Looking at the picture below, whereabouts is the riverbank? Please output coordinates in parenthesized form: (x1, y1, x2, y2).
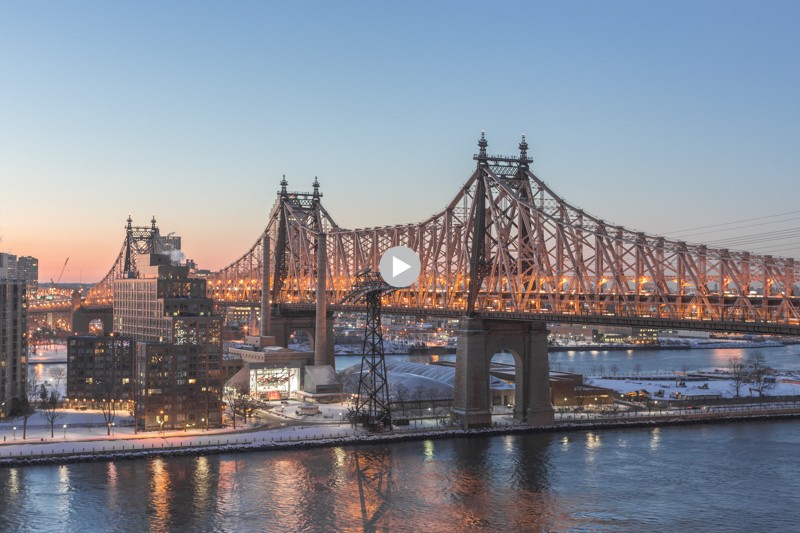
(3, 405, 799, 468)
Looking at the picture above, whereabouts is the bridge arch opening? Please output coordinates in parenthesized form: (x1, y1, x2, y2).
(88, 318, 105, 336)
(289, 329, 314, 351)
(489, 350, 522, 418)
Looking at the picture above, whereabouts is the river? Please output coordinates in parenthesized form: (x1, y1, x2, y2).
(7, 345, 799, 531)
(1, 420, 798, 531)
(336, 343, 800, 375)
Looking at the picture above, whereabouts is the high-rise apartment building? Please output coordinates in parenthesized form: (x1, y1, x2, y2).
(0, 253, 17, 282)
(66, 334, 135, 406)
(0, 254, 38, 294)
(114, 254, 222, 431)
(16, 256, 39, 294)
(0, 281, 27, 417)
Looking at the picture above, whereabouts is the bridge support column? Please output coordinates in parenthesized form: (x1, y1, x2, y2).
(315, 233, 328, 367)
(260, 234, 271, 336)
(451, 317, 554, 429)
(520, 325, 555, 426)
(452, 318, 492, 428)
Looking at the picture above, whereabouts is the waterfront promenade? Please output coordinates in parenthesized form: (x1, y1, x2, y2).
(2, 400, 799, 467)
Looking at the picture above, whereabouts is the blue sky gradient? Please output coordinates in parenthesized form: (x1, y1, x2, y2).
(1, 2, 799, 281)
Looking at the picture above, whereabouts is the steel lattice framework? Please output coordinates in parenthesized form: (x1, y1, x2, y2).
(82, 216, 176, 307)
(343, 270, 394, 431)
(210, 135, 800, 335)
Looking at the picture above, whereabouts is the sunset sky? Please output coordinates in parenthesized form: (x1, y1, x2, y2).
(2, 1, 799, 283)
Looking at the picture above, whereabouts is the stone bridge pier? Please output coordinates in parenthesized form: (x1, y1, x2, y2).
(452, 317, 554, 428)
(71, 305, 113, 335)
(269, 307, 335, 368)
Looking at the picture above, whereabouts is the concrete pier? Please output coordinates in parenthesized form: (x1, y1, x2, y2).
(452, 317, 554, 428)
(260, 234, 271, 336)
(314, 233, 328, 367)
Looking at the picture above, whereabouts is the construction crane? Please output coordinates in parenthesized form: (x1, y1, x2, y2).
(50, 257, 69, 291)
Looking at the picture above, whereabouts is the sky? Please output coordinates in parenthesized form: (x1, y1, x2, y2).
(1, 1, 799, 283)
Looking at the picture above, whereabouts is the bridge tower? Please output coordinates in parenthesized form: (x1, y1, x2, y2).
(266, 176, 335, 363)
(452, 132, 555, 428)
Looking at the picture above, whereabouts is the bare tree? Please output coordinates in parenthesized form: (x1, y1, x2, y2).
(19, 375, 40, 440)
(414, 385, 426, 417)
(598, 364, 606, 376)
(425, 387, 439, 415)
(39, 388, 65, 438)
(633, 363, 642, 376)
(436, 405, 450, 426)
(728, 356, 747, 398)
(100, 399, 117, 435)
(610, 364, 619, 376)
(747, 352, 775, 397)
(48, 367, 67, 392)
(393, 382, 408, 418)
(238, 392, 257, 425)
(223, 385, 251, 429)
(223, 387, 239, 429)
(338, 369, 359, 395)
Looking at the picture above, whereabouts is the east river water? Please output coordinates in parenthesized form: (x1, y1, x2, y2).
(1, 421, 799, 532)
(6, 345, 800, 532)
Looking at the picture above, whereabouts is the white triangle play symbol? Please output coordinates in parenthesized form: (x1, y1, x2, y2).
(392, 256, 411, 278)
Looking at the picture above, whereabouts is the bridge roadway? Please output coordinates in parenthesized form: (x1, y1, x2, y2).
(29, 299, 800, 336)
(232, 301, 800, 337)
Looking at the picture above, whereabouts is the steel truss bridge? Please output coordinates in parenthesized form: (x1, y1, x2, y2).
(32, 133, 800, 336)
(208, 133, 800, 336)
(28, 216, 179, 318)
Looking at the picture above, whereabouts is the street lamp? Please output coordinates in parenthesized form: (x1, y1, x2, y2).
(63, 424, 67, 439)
(13, 426, 16, 440)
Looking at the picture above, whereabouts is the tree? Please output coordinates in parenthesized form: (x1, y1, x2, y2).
(39, 388, 65, 438)
(610, 364, 619, 376)
(425, 387, 439, 415)
(38, 383, 48, 403)
(223, 385, 250, 429)
(48, 367, 67, 392)
(393, 382, 408, 418)
(223, 387, 239, 429)
(413, 385, 426, 417)
(747, 352, 775, 397)
(338, 369, 359, 396)
(100, 399, 117, 435)
(728, 356, 747, 398)
(19, 375, 40, 440)
(633, 363, 642, 376)
(598, 364, 606, 376)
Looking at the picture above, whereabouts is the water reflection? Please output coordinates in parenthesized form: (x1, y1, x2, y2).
(650, 427, 661, 450)
(3, 424, 800, 531)
(352, 449, 393, 533)
(149, 458, 172, 533)
(423, 439, 435, 461)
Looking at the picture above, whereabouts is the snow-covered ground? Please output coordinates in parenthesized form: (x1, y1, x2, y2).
(586, 372, 800, 399)
(0, 405, 466, 459)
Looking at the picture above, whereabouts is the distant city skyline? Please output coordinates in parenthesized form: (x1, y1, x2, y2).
(2, 1, 799, 282)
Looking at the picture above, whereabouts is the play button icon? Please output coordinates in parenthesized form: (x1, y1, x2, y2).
(379, 246, 421, 288)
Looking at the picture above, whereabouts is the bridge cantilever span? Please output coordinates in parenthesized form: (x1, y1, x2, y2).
(208, 133, 800, 335)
